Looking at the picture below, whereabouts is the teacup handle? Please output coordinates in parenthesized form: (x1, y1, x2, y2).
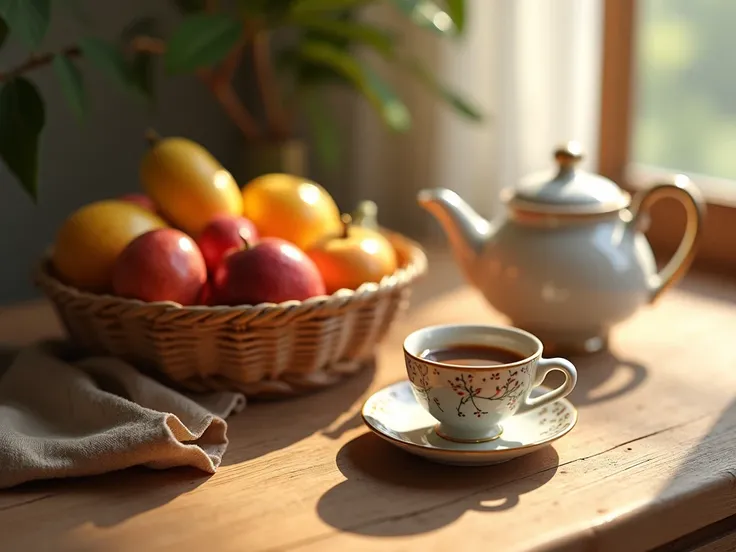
(516, 358, 578, 414)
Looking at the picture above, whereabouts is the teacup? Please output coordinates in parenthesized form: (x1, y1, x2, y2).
(403, 324, 577, 443)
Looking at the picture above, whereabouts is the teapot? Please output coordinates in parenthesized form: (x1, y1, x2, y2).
(418, 142, 706, 354)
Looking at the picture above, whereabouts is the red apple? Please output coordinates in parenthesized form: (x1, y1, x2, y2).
(112, 228, 207, 305)
(119, 193, 158, 213)
(195, 214, 258, 273)
(198, 281, 214, 306)
(212, 237, 326, 305)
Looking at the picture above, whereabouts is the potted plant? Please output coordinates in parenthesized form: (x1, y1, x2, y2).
(0, 0, 482, 201)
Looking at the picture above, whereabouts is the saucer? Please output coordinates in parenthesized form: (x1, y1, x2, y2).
(361, 380, 578, 466)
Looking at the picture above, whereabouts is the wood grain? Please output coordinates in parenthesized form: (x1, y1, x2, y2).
(1, 251, 736, 552)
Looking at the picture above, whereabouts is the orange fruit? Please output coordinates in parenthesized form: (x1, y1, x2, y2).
(306, 217, 398, 294)
(241, 173, 342, 250)
(140, 135, 243, 235)
(52, 200, 168, 292)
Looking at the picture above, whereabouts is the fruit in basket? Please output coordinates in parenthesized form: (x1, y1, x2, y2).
(241, 173, 342, 250)
(212, 237, 326, 305)
(195, 214, 258, 273)
(140, 131, 243, 235)
(52, 200, 168, 291)
(198, 281, 214, 306)
(306, 214, 398, 294)
(112, 228, 207, 305)
(119, 193, 157, 213)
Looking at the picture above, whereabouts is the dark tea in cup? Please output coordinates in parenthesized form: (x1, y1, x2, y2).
(420, 344, 525, 366)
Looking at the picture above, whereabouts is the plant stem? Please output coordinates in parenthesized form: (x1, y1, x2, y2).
(198, 67, 260, 140)
(0, 45, 80, 82)
(128, 36, 166, 55)
(218, 36, 246, 84)
(252, 30, 289, 139)
(340, 213, 352, 238)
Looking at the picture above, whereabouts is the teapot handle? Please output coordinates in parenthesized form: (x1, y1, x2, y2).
(629, 174, 706, 303)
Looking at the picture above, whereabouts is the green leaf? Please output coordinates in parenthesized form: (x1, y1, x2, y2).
(79, 37, 132, 89)
(297, 40, 410, 131)
(361, 64, 411, 130)
(164, 13, 242, 74)
(301, 89, 340, 171)
(296, 18, 395, 58)
(0, 17, 8, 50)
(52, 55, 85, 121)
(444, 0, 465, 33)
(389, 0, 457, 36)
(171, 0, 206, 13)
(277, 49, 349, 90)
(402, 57, 482, 120)
(0, 0, 50, 48)
(289, 0, 373, 16)
(0, 78, 45, 201)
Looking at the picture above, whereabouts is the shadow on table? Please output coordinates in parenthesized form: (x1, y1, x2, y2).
(565, 349, 649, 407)
(0, 345, 20, 376)
(316, 432, 559, 537)
(221, 358, 377, 465)
(0, 466, 210, 532)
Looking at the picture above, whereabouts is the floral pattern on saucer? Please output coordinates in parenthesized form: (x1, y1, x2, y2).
(362, 380, 578, 467)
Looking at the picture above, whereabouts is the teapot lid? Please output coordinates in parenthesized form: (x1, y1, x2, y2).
(501, 142, 631, 215)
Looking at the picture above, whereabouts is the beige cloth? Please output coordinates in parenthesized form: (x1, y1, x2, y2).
(0, 344, 245, 489)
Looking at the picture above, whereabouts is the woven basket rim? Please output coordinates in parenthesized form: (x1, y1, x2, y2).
(35, 227, 428, 316)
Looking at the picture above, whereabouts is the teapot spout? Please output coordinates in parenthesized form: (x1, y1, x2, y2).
(417, 187, 491, 287)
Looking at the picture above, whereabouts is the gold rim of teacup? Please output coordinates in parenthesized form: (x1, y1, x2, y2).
(402, 324, 544, 371)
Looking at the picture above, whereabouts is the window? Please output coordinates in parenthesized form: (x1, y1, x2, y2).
(599, 0, 736, 274)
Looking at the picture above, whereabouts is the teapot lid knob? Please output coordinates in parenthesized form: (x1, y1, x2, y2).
(554, 141, 584, 171)
(504, 139, 630, 215)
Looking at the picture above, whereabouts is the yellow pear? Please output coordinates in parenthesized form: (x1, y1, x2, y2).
(52, 200, 168, 292)
(140, 133, 243, 235)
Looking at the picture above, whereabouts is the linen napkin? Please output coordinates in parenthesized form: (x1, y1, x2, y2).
(0, 342, 245, 489)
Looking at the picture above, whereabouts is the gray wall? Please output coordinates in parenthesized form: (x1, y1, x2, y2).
(0, 3, 270, 304)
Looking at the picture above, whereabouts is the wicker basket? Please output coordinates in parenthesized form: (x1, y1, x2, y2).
(35, 228, 427, 398)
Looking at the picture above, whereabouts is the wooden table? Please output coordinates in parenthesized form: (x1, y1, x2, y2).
(1, 252, 736, 552)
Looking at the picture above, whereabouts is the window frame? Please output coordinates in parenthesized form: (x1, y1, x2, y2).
(598, 0, 736, 275)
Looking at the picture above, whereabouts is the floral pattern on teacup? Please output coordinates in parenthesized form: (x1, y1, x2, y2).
(447, 372, 525, 418)
(406, 357, 443, 411)
(406, 355, 528, 419)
